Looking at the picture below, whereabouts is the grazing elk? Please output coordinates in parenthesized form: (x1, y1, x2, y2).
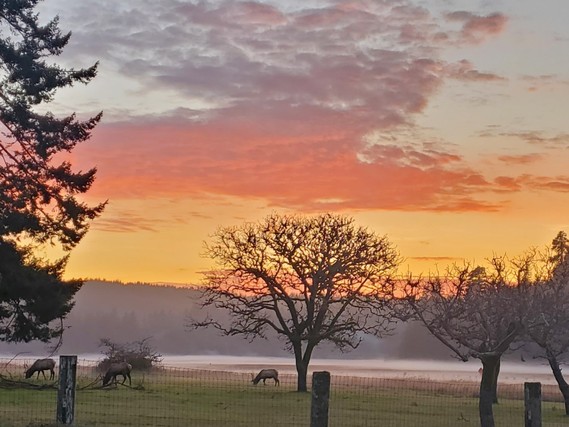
(251, 368, 279, 386)
(25, 358, 56, 380)
(102, 361, 132, 386)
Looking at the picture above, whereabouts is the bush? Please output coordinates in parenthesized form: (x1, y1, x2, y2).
(97, 337, 162, 372)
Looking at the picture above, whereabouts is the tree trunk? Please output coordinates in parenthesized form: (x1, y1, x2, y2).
(479, 355, 500, 427)
(293, 340, 315, 392)
(547, 353, 569, 415)
(492, 358, 500, 404)
(293, 341, 308, 392)
(296, 358, 308, 392)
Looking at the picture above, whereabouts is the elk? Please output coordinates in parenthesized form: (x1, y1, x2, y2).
(251, 368, 279, 386)
(102, 361, 132, 386)
(25, 358, 56, 380)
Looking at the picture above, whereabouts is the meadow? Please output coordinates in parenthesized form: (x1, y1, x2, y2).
(1, 363, 569, 426)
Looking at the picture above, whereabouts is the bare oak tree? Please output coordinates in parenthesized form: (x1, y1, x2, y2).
(190, 213, 400, 391)
(524, 231, 569, 414)
(401, 255, 534, 427)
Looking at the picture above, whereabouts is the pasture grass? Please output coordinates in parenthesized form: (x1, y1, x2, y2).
(0, 368, 568, 426)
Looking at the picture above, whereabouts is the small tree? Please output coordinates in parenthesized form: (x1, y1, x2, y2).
(98, 337, 162, 371)
(0, 0, 104, 342)
(190, 213, 401, 392)
(401, 255, 535, 427)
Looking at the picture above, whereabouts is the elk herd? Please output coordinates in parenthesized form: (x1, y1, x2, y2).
(23, 358, 132, 387)
(23, 358, 280, 388)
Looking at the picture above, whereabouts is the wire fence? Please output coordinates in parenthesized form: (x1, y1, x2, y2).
(0, 357, 568, 426)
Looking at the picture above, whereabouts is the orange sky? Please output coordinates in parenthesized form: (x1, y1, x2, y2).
(38, 0, 569, 285)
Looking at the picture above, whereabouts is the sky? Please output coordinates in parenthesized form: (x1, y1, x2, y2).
(37, 0, 569, 285)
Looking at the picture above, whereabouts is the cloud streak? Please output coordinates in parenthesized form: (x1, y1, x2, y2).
(497, 154, 542, 165)
(81, 117, 502, 213)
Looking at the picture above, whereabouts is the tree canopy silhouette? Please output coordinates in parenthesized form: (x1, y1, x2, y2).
(0, 0, 104, 342)
(190, 213, 401, 392)
(401, 255, 536, 427)
(524, 231, 569, 415)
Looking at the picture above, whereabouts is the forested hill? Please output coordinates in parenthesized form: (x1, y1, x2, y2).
(0, 280, 451, 359)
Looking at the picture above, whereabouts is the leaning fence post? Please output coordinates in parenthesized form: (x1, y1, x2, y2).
(311, 371, 330, 427)
(56, 355, 77, 425)
(524, 382, 542, 427)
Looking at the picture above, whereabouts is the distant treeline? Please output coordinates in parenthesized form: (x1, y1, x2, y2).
(0, 280, 453, 359)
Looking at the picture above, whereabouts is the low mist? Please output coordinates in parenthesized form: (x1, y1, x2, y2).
(0, 280, 477, 361)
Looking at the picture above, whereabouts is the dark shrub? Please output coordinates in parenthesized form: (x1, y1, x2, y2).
(97, 337, 162, 372)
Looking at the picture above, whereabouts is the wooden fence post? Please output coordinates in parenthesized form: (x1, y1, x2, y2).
(311, 371, 330, 427)
(56, 355, 77, 425)
(525, 382, 541, 427)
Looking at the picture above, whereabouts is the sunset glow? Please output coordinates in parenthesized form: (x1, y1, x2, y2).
(39, 0, 569, 284)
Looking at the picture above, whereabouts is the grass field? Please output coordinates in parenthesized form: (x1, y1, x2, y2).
(1, 365, 569, 426)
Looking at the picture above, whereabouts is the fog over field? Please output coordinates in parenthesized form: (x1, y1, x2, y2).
(0, 281, 551, 384)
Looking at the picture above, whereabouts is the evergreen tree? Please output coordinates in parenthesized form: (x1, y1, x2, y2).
(0, 0, 104, 342)
(0, 240, 81, 342)
(551, 231, 569, 267)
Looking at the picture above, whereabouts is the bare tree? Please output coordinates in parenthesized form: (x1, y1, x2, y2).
(189, 213, 400, 392)
(401, 255, 534, 427)
(524, 232, 569, 414)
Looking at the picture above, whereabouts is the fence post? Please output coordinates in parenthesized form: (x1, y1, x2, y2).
(311, 371, 330, 427)
(524, 382, 541, 427)
(56, 355, 77, 425)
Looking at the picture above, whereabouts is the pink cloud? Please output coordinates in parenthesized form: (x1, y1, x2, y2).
(494, 176, 522, 191)
(446, 60, 505, 82)
(525, 176, 569, 192)
(77, 115, 503, 214)
(227, 2, 287, 26)
(294, 7, 349, 28)
(446, 11, 507, 44)
(493, 174, 569, 194)
(59, 1, 515, 215)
